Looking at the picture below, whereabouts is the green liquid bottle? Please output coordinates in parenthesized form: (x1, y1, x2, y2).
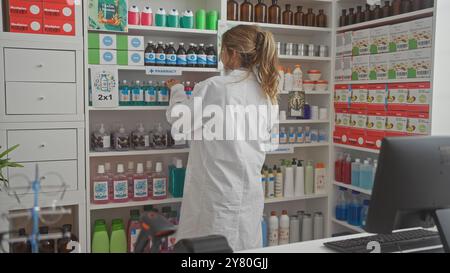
(110, 219, 127, 253)
(169, 159, 186, 198)
(91, 219, 110, 253)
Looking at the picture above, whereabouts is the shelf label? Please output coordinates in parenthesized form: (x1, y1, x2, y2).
(267, 146, 294, 154)
(145, 67, 182, 76)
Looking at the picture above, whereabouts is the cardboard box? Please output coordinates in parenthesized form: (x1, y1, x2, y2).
(369, 54, 389, 81)
(407, 112, 431, 135)
(343, 56, 352, 81)
(385, 111, 408, 136)
(352, 29, 370, 56)
(407, 82, 432, 113)
(334, 84, 350, 109)
(389, 22, 410, 52)
(352, 55, 369, 81)
(367, 84, 387, 111)
(343, 31, 353, 57)
(7, 16, 42, 34)
(88, 0, 128, 32)
(88, 33, 117, 49)
(43, 1, 75, 20)
(409, 17, 433, 50)
(388, 52, 409, 80)
(6, 0, 43, 18)
(408, 48, 432, 79)
(336, 33, 344, 57)
(350, 84, 368, 110)
(335, 57, 344, 82)
(388, 83, 409, 111)
(43, 18, 75, 35)
(366, 110, 386, 149)
(334, 109, 351, 144)
(349, 109, 367, 147)
(117, 35, 145, 51)
(117, 50, 144, 66)
(88, 49, 117, 65)
(370, 26, 390, 54)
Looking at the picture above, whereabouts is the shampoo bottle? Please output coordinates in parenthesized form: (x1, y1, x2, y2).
(267, 168, 275, 198)
(91, 220, 109, 253)
(279, 210, 290, 245)
(268, 211, 279, 246)
(294, 160, 305, 196)
(314, 162, 327, 195)
(283, 160, 295, 197)
(110, 219, 127, 253)
(275, 167, 283, 198)
(305, 160, 314, 195)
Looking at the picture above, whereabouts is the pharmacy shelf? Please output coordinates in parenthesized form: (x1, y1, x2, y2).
(336, 78, 432, 85)
(89, 197, 183, 211)
(333, 181, 372, 196)
(88, 148, 190, 158)
(280, 91, 331, 95)
(279, 119, 329, 124)
(278, 55, 332, 62)
(331, 218, 365, 233)
(226, 21, 332, 36)
(337, 8, 434, 32)
(264, 194, 328, 204)
(88, 65, 220, 73)
(127, 25, 218, 37)
(282, 142, 330, 149)
(334, 143, 380, 154)
(88, 106, 168, 111)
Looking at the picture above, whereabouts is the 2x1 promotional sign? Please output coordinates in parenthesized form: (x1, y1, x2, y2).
(90, 66, 119, 108)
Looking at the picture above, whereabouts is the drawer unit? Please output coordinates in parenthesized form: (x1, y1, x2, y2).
(7, 160, 78, 194)
(4, 48, 76, 82)
(7, 129, 77, 162)
(0, 130, 5, 153)
(5, 82, 77, 115)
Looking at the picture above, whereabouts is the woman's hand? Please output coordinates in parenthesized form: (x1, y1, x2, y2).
(166, 79, 181, 89)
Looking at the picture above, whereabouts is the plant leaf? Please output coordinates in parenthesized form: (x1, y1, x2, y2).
(0, 144, 19, 159)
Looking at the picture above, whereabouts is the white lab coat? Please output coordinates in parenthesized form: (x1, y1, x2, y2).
(166, 69, 273, 251)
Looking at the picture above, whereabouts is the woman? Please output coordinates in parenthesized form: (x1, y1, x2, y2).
(166, 25, 279, 251)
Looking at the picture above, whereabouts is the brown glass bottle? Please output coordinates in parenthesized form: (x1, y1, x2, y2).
(373, 5, 382, 19)
(38, 226, 55, 253)
(240, 0, 254, 22)
(294, 6, 305, 26)
(382, 1, 391, 17)
(268, 0, 281, 24)
(364, 4, 372, 22)
(340, 9, 348, 27)
(348, 8, 356, 25)
(255, 0, 268, 23)
(282, 4, 294, 25)
(227, 0, 239, 21)
(305, 8, 315, 27)
(410, 0, 421, 11)
(11, 229, 31, 253)
(391, 0, 402, 15)
(401, 0, 411, 14)
(423, 0, 434, 9)
(57, 224, 78, 253)
(355, 6, 364, 23)
(316, 9, 327, 27)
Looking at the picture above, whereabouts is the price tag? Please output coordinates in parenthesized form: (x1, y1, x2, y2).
(90, 66, 119, 108)
(145, 67, 182, 76)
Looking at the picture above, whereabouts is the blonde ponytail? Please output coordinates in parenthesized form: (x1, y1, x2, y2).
(222, 25, 280, 104)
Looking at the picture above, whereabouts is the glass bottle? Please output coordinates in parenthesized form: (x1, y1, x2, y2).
(382, 1, 391, 17)
(268, 0, 281, 24)
(57, 224, 78, 253)
(391, 0, 402, 15)
(227, 0, 239, 21)
(294, 6, 305, 26)
(411, 0, 421, 11)
(401, 0, 411, 14)
(255, 0, 268, 23)
(423, 0, 434, 9)
(282, 4, 293, 25)
(339, 9, 347, 27)
(355, 6, 364, 23)
(373, 5, 382, 20)
(38, 226, 55, 253)
(316, 9, 327, 27)
(240, 0, 254, 22)
(364, 4, 372, 21)
(348, 8, 355, 25)
(305, 8, 315, 27)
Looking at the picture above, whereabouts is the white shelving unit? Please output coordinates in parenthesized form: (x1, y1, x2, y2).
(331, 218, 365, 233)
(333, 181, 372, 196)
(333, 144, 380, 154)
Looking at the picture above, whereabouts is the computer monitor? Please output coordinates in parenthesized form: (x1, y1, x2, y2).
(366, 136, 450, 251)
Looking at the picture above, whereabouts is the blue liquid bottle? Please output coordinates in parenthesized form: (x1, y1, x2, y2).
(359, 160, 373, 190)
(351, 158, 361, 187)
(360, 199, 370, 228)
(335, 187, 348, 221)
(347, 191, 362, 226)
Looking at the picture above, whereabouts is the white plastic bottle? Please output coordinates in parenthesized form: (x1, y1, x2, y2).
(314, 162, 327, 195)
(292, 64, 303, 91)
(279, 210, 290, 245)
(277, 66, 285, 93)
(305, 160, 315, 195)
(283, 160, 295, 198)
(294, 160, 305, 197)
(275, 167, 283, 198)
(267, 168, 275, 199)
(284, 67, 294, 92)
(268, 211, 279, 246)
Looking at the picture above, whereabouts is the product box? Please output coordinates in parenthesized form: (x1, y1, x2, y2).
(343, 31, 353, 57)
(117, 35, 145, 51)
(334, 109, 351, 144)
(6, 16, 42, 34)
(409, 17, 433, 50)
(407, 112, 431, 135)
(88, 0, 128, 32)
(43, 1, 75, 20)
(389, 22, 410, 52)
(117, 50, 144, 66)
(366, 110, 386, 149)
(370, 26, 390, 54)
(387, 83, 409, 111)
(407, 82, 432, 113)
(367, 84, 387, 111)
(334, 84, 350, 109)
(352, 55, 370, 81)
(408, 48, 432, 79)
(369, 53, 389, 81)
(88, 49, 117, 65)
(43, 18, 75, 35)
(350, 84, 368, 110)
(352, 29, 370, 56)
(388, 51, 409, 80)
(88, 33, 117, 49)
(336, 33, 344, 57)
(5, 0, 43, 18)
(385, 111, 408, 136)
(343, 56, 352, 81)
(335, 57, 344, 81)
(349, 109, 367, 147)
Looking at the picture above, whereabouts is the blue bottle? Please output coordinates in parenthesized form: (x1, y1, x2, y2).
(157, 81, 170, 106)
(262, 215, 268, 247)
(360, 199, 370, 228)
(351, 158, 361, 187)
(359, 160, 373, 190)
(335, 187, 348, 221)
(169, 159, 186, 198)
(347, 191, 362, 226)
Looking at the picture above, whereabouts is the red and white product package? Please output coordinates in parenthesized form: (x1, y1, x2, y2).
(334, 109, 351, 144)
(8, 16, 42, 34)
(387, 83, 409, 111)
(385, 111, 408, 137)
(43, 1, 75, 20)
(334, 84, 351, 110)
(43, 18, 75, 35)
(7, 0, 43, 18)
(348, 109, 367, 147)
(365, 110, 386, 149)
(350, 84, 368, 110)
(367, 84, 387, 111)
(407, 112, 431, 136)
(407, 82, 432, 113)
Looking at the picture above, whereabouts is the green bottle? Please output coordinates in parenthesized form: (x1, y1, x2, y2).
(91, 219, 110, 253)
(110, 219, 127, 253)
(169, 159, 186, 198)
(195, 9, 206, 29)
(206, 10, 219, 30)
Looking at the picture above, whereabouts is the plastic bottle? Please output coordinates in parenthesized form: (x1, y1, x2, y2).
(104, 162, 113, 179)
(113, 124, 130, 151)
(165, 42, 177, 66)
(184, 81, 193, 98)
(314, 162, 326, 195)
(131, 80, 144, 106)
(260, 168, 267, 196)
(294, 6, 305, 26)
(335, 153, 343, 182)
(279, 210, 290, 245)
(255, 0, 268, 23)
(144, 80, 156, 106)
(305, 160, 314, 195)
(152, 123, 168, 149)
(126, 161, 135, 197)
(268, 0, 281, 24)
(131, 123, 150, 150)
(304, 126, 311, 143)
(196, 43, 207, 68)
(38, 226, 54, 253)
(284, 160, 295, 197)
(347, 191, 362, 226)
(112, 163, 129, 203)
(92, 220, 109, 253)
(177, 43, 187, 67)
(131, 163, 148, 201)
(262, 214, 268, 247)
(313, 212, 324, 239)
(335, 187, 348, 221)
(92, 123, 111, 152)
(167, 9, 179, 28)
(277, 66, 285, 92)
(227, 0, 239, 21)
(301, 213, 313, 241)
(266, 168, 275, 198)
(140, 6, 153, 26)
(127, 210, 141, 253)
(359, 160, 373, 190)
(279, 127, 287, 144)
(240, 0, 253, 22)
(268, 211, 279, 246)
(282, 4, 294, 25)
(294, 160, 305, 196)
(289, 216, 300, 243)
(343, 154, 352, 184)
(295, 127, 304, 144)
(11, 228, 31, 253)
(303, 102, 311, 120)
(151, 162, 168, 200)
(372, 160, 378, 186)
(206, 44, 217, 68)
(155, 8, 167, 27)
(187, 43, 197, 67)
(157, 81, 169, 106)
(292, 65, 303, 91)
(360, 200, 370, 228)
(58, 224, 78, 253)
(92, 164, 110, 204)
(275, 167, 283, 198)
(288, 127, 296, 143)
(110, 219, 127, 253)
(180, 10, 194, 28)
(195, 9, 206, 29)
(119, 80, 131, 106)
(155, 41, 166, 66)
(284, 67, 294, 91)
(351, 158, 361, 187)
(169, 159, 186, 198)
(128, 5, 140, 25)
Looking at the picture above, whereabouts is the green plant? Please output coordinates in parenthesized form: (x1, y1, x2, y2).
(0, 145, 23, 191)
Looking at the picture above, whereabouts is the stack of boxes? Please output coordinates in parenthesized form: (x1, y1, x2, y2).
(88, 33, 144, 66)
(4, 0, 76, 35)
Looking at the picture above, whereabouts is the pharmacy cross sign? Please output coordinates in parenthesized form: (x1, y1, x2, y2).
(145, 67, 182, 76)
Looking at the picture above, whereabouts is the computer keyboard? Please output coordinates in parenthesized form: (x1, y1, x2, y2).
(324, 229, 442, 253)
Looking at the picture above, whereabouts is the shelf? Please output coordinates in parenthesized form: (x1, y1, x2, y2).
(337, 8, 434, 32)
(280, 91, 331, 95)
(88, 148, 190, 158)
(90, 197, 183, 211)
(336, 78, 432, 85)
(225, 21, 332, 36)
(278, 55, 332, 62)
(127, 25, 218, 37)
(88, 106, 168, 111)
(332, 218, 365, 233)
(333, 181, 372, 195)
(279, 119, 329, 124)
(0, 32, 83, 50)
(264, 194, 328, 204)
(334, 143, 380, 154)
(88, 65, 220, 73)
